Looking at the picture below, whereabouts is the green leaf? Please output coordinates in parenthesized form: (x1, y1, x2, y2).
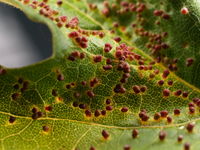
(80, 0, 200, 89)
(0, 0, 200, 150)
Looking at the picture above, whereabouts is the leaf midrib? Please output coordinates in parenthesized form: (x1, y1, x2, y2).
(0, 111, 198, 129)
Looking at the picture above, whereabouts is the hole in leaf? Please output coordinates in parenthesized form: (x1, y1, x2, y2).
(0, 3, 52, 68)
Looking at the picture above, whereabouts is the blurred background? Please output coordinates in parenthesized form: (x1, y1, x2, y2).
(0, 3, 52, 68)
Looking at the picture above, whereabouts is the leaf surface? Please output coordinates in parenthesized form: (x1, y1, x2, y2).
(0, 0, 200, 150)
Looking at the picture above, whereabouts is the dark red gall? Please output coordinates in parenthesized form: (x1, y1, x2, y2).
(9, 116, 16, 123)
(106, 106, 113, 111)
(87, 91, 95, 98)
(132, 85, 140, 94)
(159, 131, 167, 141)
(174, 109, 181, 115)
(45, 106, 53, 111)
(121, 107, 128, 112)
(158, 80, 164, 86)
(124, 145, 131, 150)
(85, 110, 92, 117)
(11, 93, 19, 100)
(186, 123, 195, 132)
(154, 113, 161, 120)
(101, 110, 106, 116)
(79, 104, 86, 109)
(94, 110, 101, 117)
(102, 130, 109, 139)
(177, 135, 183, 142)
(43, 125, 50, 132)
(93, 55, 102, 63)
(184, 142, 190, 150)
(167, 116, 172, 123)
(132, 129, 139, 138)
(160, 110, 168, 118)
(163, 89, 170, 97)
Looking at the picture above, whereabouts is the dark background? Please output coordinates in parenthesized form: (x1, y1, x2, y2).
(0, 3, 52, 68)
